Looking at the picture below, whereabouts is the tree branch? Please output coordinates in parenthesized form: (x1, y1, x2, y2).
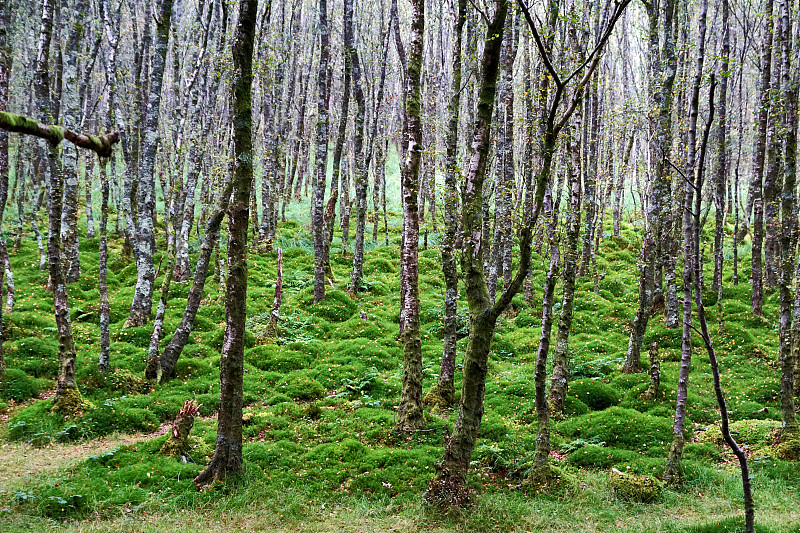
(0, 110, 120, 157)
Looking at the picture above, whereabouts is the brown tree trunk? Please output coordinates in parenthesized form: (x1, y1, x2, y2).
(194, 0, 257, 485)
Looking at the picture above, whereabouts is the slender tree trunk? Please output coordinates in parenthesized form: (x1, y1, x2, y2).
(549, 118, 582, 418)
(156, 178, 233, 380)
(396, 0, 425, 431)
(126, 0, 174, 328)
(424, 0, 466, 410)
(312, 0, 331, 303)
(194, 0, 256, 484)
(751, 0, 772, 315)
(97, 157, 111, 371)
(347, 8, 368, 292)
(665, 0, 707, 480)
(712, 0, 730, 297)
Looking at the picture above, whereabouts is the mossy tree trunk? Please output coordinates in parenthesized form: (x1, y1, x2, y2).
(396, 0, 424, 432)
(424, 0, 466, 410)
(750, 0, 773, 316)
(624, 0, 676, 373)
(776, 0, 798, 442)
(0, 0, 9, 378)
(194, 0, 256, 485)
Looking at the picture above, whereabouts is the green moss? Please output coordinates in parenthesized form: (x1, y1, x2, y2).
(608, 467, 663, 503)
(0, 368, 46, 401)
(567, 379, 621, 411)
(558, 407, 672, 454)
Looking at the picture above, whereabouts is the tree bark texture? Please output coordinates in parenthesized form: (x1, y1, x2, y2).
(194, 0, 256, 485)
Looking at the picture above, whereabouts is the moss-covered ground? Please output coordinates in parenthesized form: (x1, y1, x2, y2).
(0, 202, 798, 532)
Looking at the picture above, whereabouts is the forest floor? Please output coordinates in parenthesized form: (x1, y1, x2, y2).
(1, 210, 799, 532)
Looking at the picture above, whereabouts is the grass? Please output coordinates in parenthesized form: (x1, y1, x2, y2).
(0, 179, 798, 532)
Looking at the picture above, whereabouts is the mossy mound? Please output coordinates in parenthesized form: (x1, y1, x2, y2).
(0, 368, 47, 402)
(5, 336, 59, 378)
(299, 288, 357, 322)
(608, 467, 663, 503)
(567, 379, 621, 411)
(558, 407, 672, 454)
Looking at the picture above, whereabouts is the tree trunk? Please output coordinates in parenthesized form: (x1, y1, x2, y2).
(776, 0, 798, 443)
(424, 0, 466, 410)
(396, 0, 424, 431)
(711, 0, 730, 298)
(194, 0, 256, 485)
(311, 0, 331, 304)
(97, 156, 111, 371)
(125, 0, 174, 328)
(665, 0, 706, 479)
(624, 0, 676, 373)
(346, 0, 368, 293)
(157, 178, 233, 380)
(549, 118, 582, 418)
(750, 0, 773, 315)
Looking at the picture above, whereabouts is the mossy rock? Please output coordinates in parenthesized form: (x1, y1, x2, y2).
(697, 419, 781, 447)
(568, 379, 621, 411)
(609, 467, 663, 503)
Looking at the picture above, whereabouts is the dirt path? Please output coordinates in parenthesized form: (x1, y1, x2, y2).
(0, 428, 168, 493)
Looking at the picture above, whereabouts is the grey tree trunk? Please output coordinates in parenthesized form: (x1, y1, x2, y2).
(125, 0, 174, 328)
(312, 0, 331, 304)
(665, 0, 707, 480)
(346, 0, 368, 293)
